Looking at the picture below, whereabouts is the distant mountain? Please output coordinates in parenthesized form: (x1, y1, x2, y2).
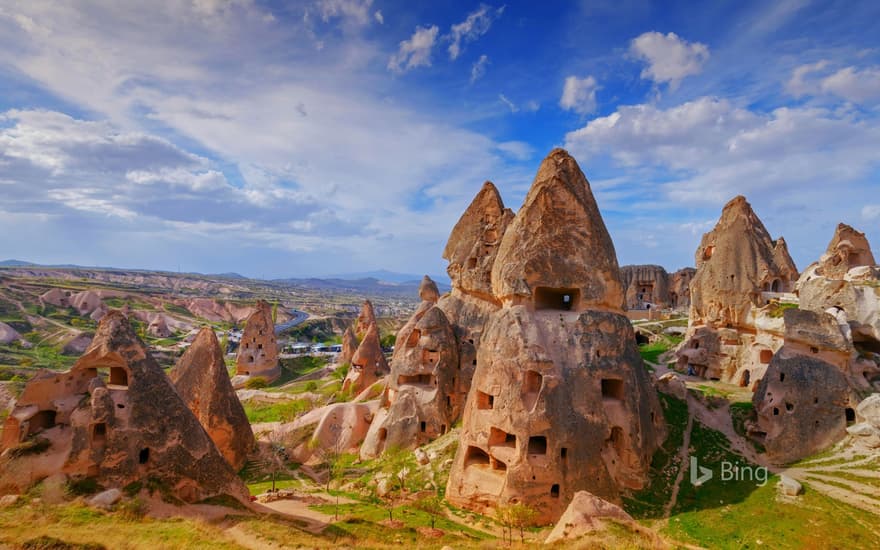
(212, 272, 247, 280)
(323, 269, 451, 285)
(0, 259, 34, 267)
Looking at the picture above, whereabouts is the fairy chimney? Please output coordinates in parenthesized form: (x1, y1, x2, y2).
(169, 327, 255, 471)
(443, 181, 514, 302)
(235, 300, 279, 383)
(0, 311, 248, 503)
(445, 149, 664, 524)
(342, 324, 386, 396)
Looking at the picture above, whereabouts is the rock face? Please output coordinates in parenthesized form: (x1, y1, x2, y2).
(690, 196, 798, 327)
(491, 150, 625, 313)
(361, 285, 460, 458)
(751, 343, 854, 465)
(797, 223, 880, 356)
(340, 327, 358, 366)
(355, 300, 377, 338)
(676, 196, 798, 384)
(544, 491, 637, 544)
(817, 223, 876, 280)
(0, 322, 22, 345)
(235, 300, 279, 384)
(443, 181, 514, 302)
(0, 311, 248, 502)
(669, 268, 696, 309)
(446, 149, 664, 524)
(621, 265, 670, 311)
(342, 324, 386, 396)
(169, 327, 255, 471)
(419, 275, 440, 303)
(749, 224, 880, 463)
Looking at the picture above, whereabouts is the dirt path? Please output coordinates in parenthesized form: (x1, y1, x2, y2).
(223, 523, 285, 550)
(663, 395, 694, 517)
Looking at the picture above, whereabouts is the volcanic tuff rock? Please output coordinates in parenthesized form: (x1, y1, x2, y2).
(676, 196, 797, 384)
(544, 491, 639, 544)
(491, 149, 625, 313)
(621, 265, 671, 311)
(0, 322, 22, 345)
(668, 268, 696, 309)
(446, 149, 664, 524)
(340, 327, 358, 366)
(689, 196, 798, 328)
(342, 323, 386, 396)
(419, 275, 440, 303)
(169, 327, 255, 471)
(355, 300, 377, 339)
(751, 347, 854, 464)
(360, 291, 460, 458)
(817, 223, 876, 280)
(235, 300, 280, 383)
(797, 223, 880, 350)
(443, 181, 514, 302)
(0, 311, 248, 502)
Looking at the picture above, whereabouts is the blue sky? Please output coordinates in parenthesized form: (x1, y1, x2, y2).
(0, 0, 878, 279)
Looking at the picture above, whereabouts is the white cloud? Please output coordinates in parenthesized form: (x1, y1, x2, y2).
(388, 25, 439, 73)
(787, 60, 829, 97)
(499, 94, 518, 113)
(448, 4, 504, 60)
(374, 10, 383, 24)
(863, 204, 880, 221)
(317, 0, 374, 26)
(820, 66, 880, 103)
(564, 97, 880, 206)
(470, 54, 489, 83)
(559, 75, 599, 114)
(630, 31, 710, 89)
(787, 62, 880, 105)
(496, 141, 534, 161)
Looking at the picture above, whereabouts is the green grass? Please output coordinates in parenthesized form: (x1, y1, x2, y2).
(270, 355, 328, 387)
(729, 401, 765, 453)
(243, 398, 313, 423)
(0, 502, 242, 549)
(766, 301, 799, 318)
(638, 341, 668, 365)
(623, 393, 689, 518)
(663, 477, 880, 549)
(311, 500, 493, 542)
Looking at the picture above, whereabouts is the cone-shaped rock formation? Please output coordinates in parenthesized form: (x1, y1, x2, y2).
(342, 324, 386, 395)
(446, 149, 664, 524)
(1, 311, 248, 502)
(491, 149, 625, 312)
(443, 181, 514, 302)
(169, 327, 255, 471)
(235, 300, 279, 383)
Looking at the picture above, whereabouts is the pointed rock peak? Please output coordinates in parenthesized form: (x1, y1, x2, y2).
(419, 275, 440, 303)
(169, 327, 255, 471)
(78, 310, 148, 367)
(443, 180, 514, 300)
(819, 222, 876, 278)
(341, 327, 358, 365)
(491, 148, 624, 312)
(353, 323, 382, 363)
(170, 327, 224, 382)
(345, 322, 387, 394)
(355, 300, 377, 337)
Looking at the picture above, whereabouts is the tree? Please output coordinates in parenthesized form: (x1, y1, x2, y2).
(508, 503, 538, 544)
(260, 426, 288, 492)
(413, 495, 444, 530)
(271, 301, 279, 324)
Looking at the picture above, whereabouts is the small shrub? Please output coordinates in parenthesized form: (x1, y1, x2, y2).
(66, 478, 102, 497)
(305, 380, 318, 392)
(122, 481, 143, 497)
(245, 376, 269, 389)
(20, 536, 106, 550)
(117, 497, 147, 521)
(9, 437, 51, 458)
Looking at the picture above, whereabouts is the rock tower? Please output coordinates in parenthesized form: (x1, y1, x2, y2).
(0, 311, 247, 502)
(676, 196, 798, 384)
(169, 327, 255, 471)
(445, 149, 664, 524)
(235, 300, 280, 384)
